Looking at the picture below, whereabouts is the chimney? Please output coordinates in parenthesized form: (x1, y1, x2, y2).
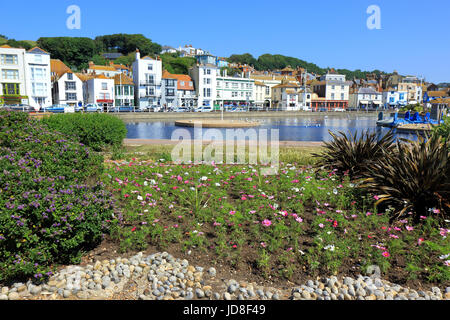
(136, 49, 140, 61)
(88, 61, 94, 68)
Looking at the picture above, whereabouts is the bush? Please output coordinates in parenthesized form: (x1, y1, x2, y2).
(42, 113, 127, 152)
(363, 134, 450, 224)
(313, 130, 395, 179)
(433, 116, 450, 147)
(0, 111, 114, 283)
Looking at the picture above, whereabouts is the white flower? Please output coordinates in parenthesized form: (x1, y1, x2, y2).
(333, 189, 338, 195)
(150, 179, 156, 185)
(201, 176, 208, 181)
(144, 181, 148, 186)
(324, 245, 335, 251)
(137, 195, 143, 201)
(215, 183, 221, 187)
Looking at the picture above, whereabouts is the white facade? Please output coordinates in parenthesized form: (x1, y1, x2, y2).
(0, 46, 28, 106)
(83, 76, 115, 107)
(24, 48, 52, 109)
(53, 72, 83, 106)
(216, 71, 255, 107)
(382, 90, 408, 108)
(189, 64, 217, 107)
(349, 87, 382, 108)
(132, 51, 162, 108)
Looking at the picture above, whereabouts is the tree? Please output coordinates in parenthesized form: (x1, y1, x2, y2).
(95, 34, 161, 57)
(114, 52, 136, 66)
(37, 37, 101, 71)
(160, 53, 196, 75)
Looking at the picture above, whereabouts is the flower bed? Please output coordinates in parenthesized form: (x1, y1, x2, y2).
(103, 159, 450, 287)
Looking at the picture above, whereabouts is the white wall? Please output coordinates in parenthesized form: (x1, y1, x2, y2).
(25, 51, 52, 109)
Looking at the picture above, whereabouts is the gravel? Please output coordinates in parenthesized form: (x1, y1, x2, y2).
(0, 251, 448, 301)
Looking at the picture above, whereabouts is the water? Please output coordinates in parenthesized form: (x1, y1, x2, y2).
(125, 115, 418, 142)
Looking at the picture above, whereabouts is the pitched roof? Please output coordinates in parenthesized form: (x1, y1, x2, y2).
(50, 59, 72, 79)
(88, 64, 117, 72)
(273, 82, 300, 89)
(113, 74, 134, 85)
(162, 70, 194, 90)
(27, 47, 49, 54)
(0, 44, 12, 48)
(428, 91, 448, 97)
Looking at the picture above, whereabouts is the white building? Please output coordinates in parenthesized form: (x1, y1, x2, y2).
(216, 70, 255, 108)
(250, 74, 299, 108)
(189, 63, 217, 108)
(82, 74, 115, 109)
(132, 50, 162, 108)
(349, 87, 383, 109)
(114, 74, 134, 106)
(50, 59, 84, 107)
(272, 81, 302, 110)
(0, 45, 28, 106)
(382, 89, 408, 108)
(24, 47, 52, 109)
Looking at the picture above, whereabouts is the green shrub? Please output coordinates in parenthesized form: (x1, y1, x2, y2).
(313, 130, 395, 179)
(433, 116, 450, 148)
(42, 113, 127, 152)
(0, 111, 115, 283)
(363, 134, 450, 224)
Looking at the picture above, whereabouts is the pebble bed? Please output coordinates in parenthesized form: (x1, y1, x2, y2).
(1, 252, 449, 301)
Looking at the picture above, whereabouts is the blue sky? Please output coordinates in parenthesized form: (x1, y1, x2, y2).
(1, 0, 449, 83)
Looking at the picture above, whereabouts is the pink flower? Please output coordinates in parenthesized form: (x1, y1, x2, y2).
(262, 219, 272, 227)
(389, 234, 399, 239)
(318, 223, 324, 228)
(433, 209, 440, 214)
(229, 211, 236, 215)
(241, 196, 247, 201)
(382, 251, 390, 258)
(406, 226, 414, 231)
(418, 238, 424, 245)
(213, 222, 221, 227)
(296, 217, 303, 223)
(260, 242, 266, 248)
(374, 195, 380, 200)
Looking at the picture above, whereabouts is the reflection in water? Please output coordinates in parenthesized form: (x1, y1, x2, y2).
(125, 116, 417, 142)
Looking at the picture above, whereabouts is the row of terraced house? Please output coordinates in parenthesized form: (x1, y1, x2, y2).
(1, 44, 448, 111)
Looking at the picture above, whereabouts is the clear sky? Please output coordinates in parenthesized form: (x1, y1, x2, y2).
(1, 0, 449, 83)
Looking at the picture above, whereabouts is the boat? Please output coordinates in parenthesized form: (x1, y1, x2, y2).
(377, 111, 444, 128)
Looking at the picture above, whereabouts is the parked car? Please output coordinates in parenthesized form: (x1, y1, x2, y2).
(334, 108, 346, 112)
(195, 106, 213, 112)
(174, 107, 189, 112)
(41, 104, 74, 113)
(110, 105, 135, 113)
(4, 104, 36, 113)
(84, 104, 102, 112)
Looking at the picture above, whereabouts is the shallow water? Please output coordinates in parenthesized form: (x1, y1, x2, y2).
(125, 116, 418, 142)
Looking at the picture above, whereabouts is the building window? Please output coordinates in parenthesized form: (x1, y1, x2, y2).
(166, 88, 175, 96)
(180, 81, 185, 86)
(31, 68, 45, 80)
(1, 54, 18, 65)
(148, 64, 153, 71)
(34, 55, 43, 63)
(2, 83, 20, 95)
(65, 81, 76, 91)
(331, 93, 335, 100)
(66, 92, 77, 101)
(32, 83, 47, 96)
(67, 73, 73, 80)
(341, 93, 345, 100)
(102, 82, 108, 90)
(2, 69, 19, 80)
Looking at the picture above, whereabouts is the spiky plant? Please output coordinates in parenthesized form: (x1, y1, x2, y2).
(363, 134, 450, 224)
(313, 130, 395, 179)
